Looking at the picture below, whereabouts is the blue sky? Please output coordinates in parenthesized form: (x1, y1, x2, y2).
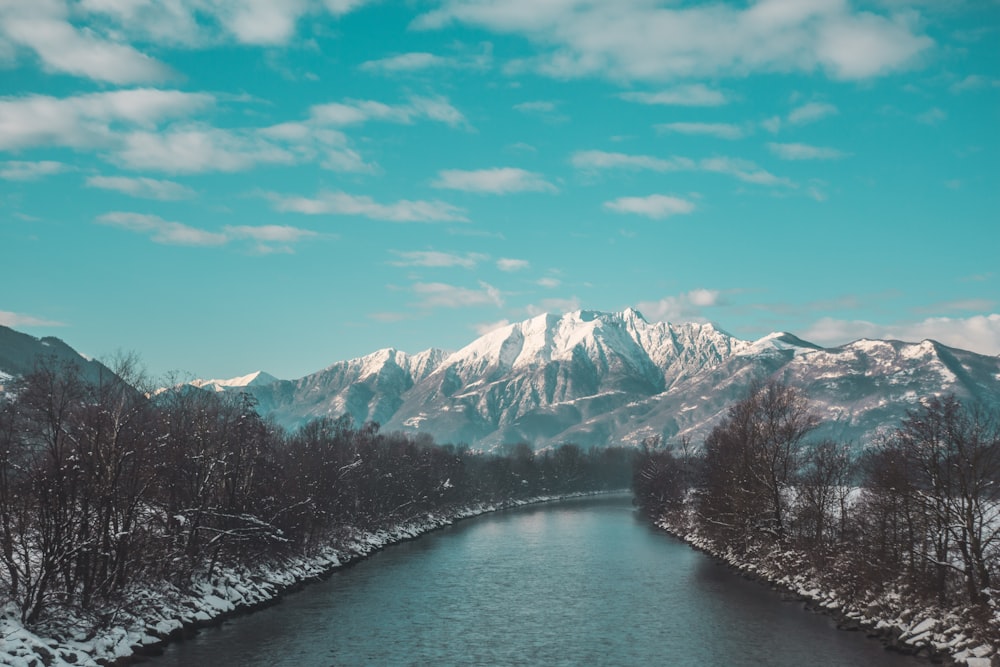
(1, 0, 998, 381)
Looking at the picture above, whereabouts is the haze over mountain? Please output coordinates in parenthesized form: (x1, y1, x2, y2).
(5, 311, 1000, 450)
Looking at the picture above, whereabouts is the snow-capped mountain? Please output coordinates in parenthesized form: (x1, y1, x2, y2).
(5, 311, 999, 450)
(189, 370, 280, 392)
(235, 309, 1000, 450)
(247, 347, 447, 428)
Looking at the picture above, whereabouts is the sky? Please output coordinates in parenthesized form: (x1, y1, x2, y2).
(1, 0, 998, 382)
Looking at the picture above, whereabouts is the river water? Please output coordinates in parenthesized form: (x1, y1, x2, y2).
(149, 495, 919, 666)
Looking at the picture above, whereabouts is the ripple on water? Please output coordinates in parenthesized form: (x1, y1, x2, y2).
(152, 496, 921, 667)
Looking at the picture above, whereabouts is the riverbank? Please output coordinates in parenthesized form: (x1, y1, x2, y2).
(650, 512, 998, 667)
(1, 491, 622, 667)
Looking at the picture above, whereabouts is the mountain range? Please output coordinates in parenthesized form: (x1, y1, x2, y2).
(3, 310, 999, 450)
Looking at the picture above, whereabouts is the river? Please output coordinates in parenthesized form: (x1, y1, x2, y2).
(148, 495, 920, 666)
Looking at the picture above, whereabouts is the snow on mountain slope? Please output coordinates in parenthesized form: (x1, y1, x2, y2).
(378, 309, 755, 445)
(248, 347, 448, 429)
(235, 308, 1000, 449)
(13, 307, 989, 451)
(191, 370, 280, 391)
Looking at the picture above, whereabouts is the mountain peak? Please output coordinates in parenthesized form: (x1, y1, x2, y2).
(190, 370, 279, 391)
(745, 331, 823, 355)
(620, 306, 647, 322)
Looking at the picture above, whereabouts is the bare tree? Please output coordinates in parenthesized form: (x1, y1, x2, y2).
(699, 379, 819, 550)
(795, 439, 854, 549)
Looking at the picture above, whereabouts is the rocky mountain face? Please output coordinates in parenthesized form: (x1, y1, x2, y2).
(229, 309, 1000, 450)
(247, 347, 447, 430)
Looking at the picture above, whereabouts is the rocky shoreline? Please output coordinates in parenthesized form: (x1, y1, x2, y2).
(651, 514, 998, 667)
(1, 492, 618, 667)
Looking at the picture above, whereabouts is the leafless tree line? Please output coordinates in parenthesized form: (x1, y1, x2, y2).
(633, 380, 1000, 615)
(0, 357, 633, 627)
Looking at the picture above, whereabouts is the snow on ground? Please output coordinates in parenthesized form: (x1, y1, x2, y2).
(0, 493, 606, 667)
(653, 514, 999, 667)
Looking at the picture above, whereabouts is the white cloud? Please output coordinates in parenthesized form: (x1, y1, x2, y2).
(42, 0, 377, 54)
(514, 100, 557, 113)
(319, 147, 376, 173)
(637, 289, 722, 323)
(97, 211, 320, 250)
(604, 194, 696, 219)
(324, 0, 378, 16)
(537, 277, 561, 288)
(432, 167, 556, 194)
(0, 89, 213, 151)
(359, 46, 493, 74)
(767, 142, 848, 160)
(0, 89, 459, 176)
(86, 175, 195, 200)
(802, 314, 1000, 356)
(496, 258, 529, 272)
(761, 116, 783, 134)
(258, 122, 376, 173)
(0, 160, 68, 181)
(571, 150, 692, 172)
(618, 85, 728, 107)
(687, 288, 721, 307)
(1, 0, 171, 83)
(116, 125, 296, 173)
(413, 281, 504, 309)
(390, 250, 486, 268)
(761, 102, 840, 134)
(507, 142, 537, 153)
(309, 95, 466, 128)
(700, 157, 794, 187)
(0, 310, 65, 327)
(271, 191, 468, 222)
(917, 107, 947, 125)
(212, 0, 309, 45)
(414, 0, 931, 82)
(310, 100, 402, 125)
(808, 185, 828, 202)
(360, 52, 452, 72)
(656, 122, 744, 139)
(76, 0, 206, 46)
(787, 101, 839, 125)
(473, 319, 511, 335)
(97, 212, 228, 246)
(815, 10, 931, 79)
(572, 150, 792, 188)
(526, 297, 581, 316)
(223, 224, 318, 243)
(950, 74, 1000, 93)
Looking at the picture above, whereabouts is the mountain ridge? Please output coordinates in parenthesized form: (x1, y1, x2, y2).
(205, 309, 1000, 450)
(4, 312, 999, 450)
(0, 325, 118, 390)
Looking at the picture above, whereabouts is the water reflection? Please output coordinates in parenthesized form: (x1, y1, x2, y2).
(149, 496, 919, 667)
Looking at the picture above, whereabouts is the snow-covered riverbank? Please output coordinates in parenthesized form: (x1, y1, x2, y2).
(651, 514, 999, 667)
(1, 493, 617, 667)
